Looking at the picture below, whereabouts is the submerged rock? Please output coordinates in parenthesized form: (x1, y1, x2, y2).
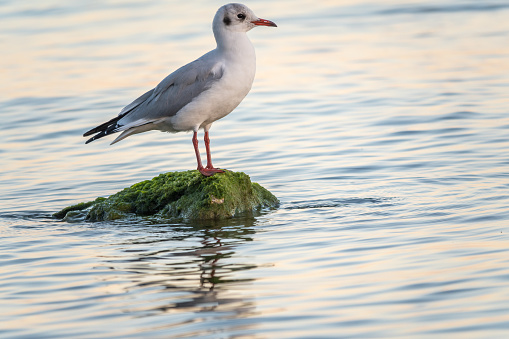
(54, 171, 279, 221)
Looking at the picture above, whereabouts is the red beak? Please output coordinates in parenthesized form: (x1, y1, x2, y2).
(251, 18, 277, 27)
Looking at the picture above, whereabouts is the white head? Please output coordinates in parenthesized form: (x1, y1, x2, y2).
(213, 3, 277, 35)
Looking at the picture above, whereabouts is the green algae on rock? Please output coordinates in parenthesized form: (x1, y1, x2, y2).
(53, 170, 279, 221)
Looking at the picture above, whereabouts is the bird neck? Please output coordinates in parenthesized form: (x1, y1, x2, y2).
(214, 30, 255, 60)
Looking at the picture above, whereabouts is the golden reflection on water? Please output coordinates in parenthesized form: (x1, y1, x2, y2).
(3, 0, 509, 103)
(1, 2, 214, 97)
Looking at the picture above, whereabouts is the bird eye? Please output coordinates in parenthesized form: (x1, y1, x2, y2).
(237, 13, 246, 19)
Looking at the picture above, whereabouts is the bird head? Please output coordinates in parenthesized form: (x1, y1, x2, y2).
(213, 3, 277, 34)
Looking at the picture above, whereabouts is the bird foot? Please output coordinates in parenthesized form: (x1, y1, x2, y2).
(198, 166, 225, 177)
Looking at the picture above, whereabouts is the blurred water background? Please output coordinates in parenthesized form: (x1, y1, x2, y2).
(2, 0, 509, 337)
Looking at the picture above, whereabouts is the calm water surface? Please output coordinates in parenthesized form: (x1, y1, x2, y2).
(2, 0, 509, 337)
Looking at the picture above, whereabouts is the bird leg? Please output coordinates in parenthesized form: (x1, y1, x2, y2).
(193, 131, 224, 176)
(204, 131, 223, 171)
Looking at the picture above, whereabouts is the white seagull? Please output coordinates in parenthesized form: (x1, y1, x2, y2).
(83, 3, 276, 176)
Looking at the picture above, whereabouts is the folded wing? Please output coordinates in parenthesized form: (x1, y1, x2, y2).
(84, 53, 224, 144)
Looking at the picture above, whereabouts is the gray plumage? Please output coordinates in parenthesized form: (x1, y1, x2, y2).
(84, 55, 224, 144)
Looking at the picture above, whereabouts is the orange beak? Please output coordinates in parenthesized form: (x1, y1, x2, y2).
(251, 18, 277, 27)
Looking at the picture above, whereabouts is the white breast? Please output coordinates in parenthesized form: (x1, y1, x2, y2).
(167, 34, 257, 132)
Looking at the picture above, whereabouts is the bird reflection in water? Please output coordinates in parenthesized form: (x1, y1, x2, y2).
(107, 216, 262, 324)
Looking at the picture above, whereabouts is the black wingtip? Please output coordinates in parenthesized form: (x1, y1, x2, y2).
(83, 125, 102, 137)
(83, 114, 124, 138)
(85, 135, 96, 144)
(85, 130, 108, 144)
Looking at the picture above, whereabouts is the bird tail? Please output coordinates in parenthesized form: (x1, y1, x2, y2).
(110, 123, 155, 145)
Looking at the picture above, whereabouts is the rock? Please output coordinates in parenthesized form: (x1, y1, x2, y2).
(53, 170, 279, 221)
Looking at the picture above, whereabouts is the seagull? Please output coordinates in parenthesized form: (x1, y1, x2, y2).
(83, 3, 276, 176)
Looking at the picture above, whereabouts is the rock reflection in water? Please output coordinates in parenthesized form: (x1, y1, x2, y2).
(101, 216, 260, 330)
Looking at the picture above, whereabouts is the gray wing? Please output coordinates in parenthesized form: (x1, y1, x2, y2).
(116, 52, 224, 131)
(83, 51, 224, 144)
(119, 88, 155, 116)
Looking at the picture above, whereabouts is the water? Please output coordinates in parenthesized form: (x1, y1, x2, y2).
(2, 0, 509, 337)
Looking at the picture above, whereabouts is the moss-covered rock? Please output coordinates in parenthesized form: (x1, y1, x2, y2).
(54, 170, 279, 221)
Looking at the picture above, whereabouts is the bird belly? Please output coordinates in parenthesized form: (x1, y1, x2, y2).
(169, 75, 252, 132)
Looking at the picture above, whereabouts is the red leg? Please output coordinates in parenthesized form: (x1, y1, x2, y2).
(192, 131, 203, 168)
(193, 131, 223, 177)
(204, 130, 223, 171)
(204, 131, 213, 169)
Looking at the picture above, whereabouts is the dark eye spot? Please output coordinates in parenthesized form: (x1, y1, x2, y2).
(237, 13, 246, 20)
(223, 15, 231, 26)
